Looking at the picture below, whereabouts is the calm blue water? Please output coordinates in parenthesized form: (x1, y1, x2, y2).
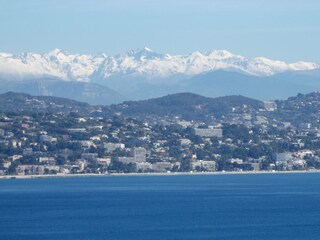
(1, 173, 320, 240)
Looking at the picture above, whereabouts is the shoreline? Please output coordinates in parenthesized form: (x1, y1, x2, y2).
(1, 170, 320, 179)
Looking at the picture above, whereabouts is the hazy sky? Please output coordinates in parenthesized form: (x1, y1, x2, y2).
(1, 0, 319, 62)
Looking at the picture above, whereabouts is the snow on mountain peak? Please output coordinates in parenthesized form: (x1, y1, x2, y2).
(143, 47, 152, 52)
(126, 47, 165, 61)
(47, 48, 65, 56)
(0, 48, 318, 83)
(249, 57, 318, 75)
(206, 50, 235, 59)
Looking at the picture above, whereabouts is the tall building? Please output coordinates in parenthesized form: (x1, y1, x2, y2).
(132, 147, 147, 162)
(118, 147, 147, 164)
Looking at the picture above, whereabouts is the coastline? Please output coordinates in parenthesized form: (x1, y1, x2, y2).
(1, 170, 320, 179)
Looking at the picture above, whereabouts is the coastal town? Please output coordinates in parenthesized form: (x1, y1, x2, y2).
(0, 91, 320, 176)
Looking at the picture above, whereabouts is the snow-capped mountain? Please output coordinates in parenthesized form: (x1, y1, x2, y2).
(0, 49, 105, 82)
(1, 47, 319, 104)
(0, 47, 318, 83)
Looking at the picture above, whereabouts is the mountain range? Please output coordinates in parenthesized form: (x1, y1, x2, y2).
(0, 48, 319, 104)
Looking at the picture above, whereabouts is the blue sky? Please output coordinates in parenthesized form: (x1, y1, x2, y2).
(0, 0, 319, 62)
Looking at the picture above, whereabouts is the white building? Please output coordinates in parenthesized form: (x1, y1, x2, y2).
(264, 101, 277, 111)
(101, 143, 125, 152)
(118, 157, 135, 164)
(117, 147, 147, 164)
(16, 165, 44, 175)
(132, 147, 147, 163)
(191, 160, 216, 172)
(38, 157, 56, 165)
(134, 162, 153, 172)
(195, 127, 222, 138)
(152, 162, 174, 172)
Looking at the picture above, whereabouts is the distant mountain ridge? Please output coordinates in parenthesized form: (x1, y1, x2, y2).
(0, 48, 317, 82)
(178, 70, 320, 101)
(0, 78, 126, 105)
(0, 48, 319, 104)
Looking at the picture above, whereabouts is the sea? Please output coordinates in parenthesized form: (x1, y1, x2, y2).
(1, 173, 320, 240)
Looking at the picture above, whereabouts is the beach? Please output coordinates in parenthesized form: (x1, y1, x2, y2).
(1, 169, 320, 179)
